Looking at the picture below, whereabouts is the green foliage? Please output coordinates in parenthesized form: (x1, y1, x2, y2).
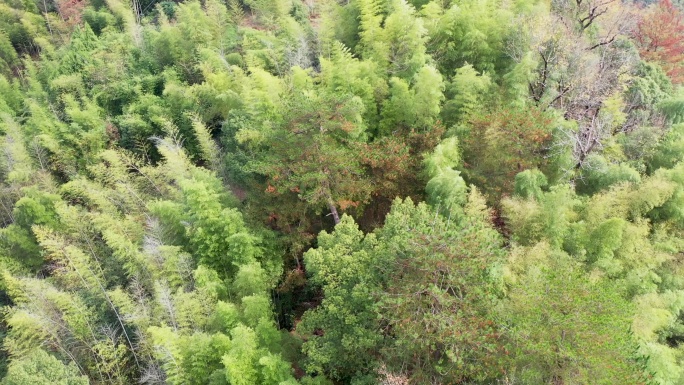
(424, 137, 468, 216)
(375, 195, 505, 383)
(181, 179, 258, 275)
(1, 349, 87, 385)
(501, 244, 647, 384)
(357, 0, 389, 68)
(514, 169, 548, 201)
(299, 215, 382, 380)
(319, 42, 387, 132)
(0, 32, 18, 78)
(426, 0, 517, 74)
(381, 0, 427, 79)
(503, 184, 578, 248)
(243, 0, 292, 22)
(461, 105, 555, 200)
(628, 61, 673, 117)
(301, 195, 505, 383)
(443, 64, 493, 127)
(576, 154, 642, 195)
(379, 65, 444, 134)
(649, 123, 684, 171)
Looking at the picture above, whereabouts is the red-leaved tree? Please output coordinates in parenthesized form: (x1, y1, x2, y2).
(56, 0, 87, 27)
(634, 0, 684, 83)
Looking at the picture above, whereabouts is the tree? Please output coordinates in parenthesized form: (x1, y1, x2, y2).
(246, 84, 373, 225)
(375, 193, 505, 383)
(442, 64, 493, 127)
(380, 0, 427, 80)
(501, 244, 647, 384)
(301, 194, 506, 383)
(461, 105, 555, 200)
(507, 0, 637, 174)
(634, 0, 684, 83)
(55, 0, 86, 27)
(423, 137, 468, 217)
(379, 65, 445, 134)
(624, 61, 673, 130)
(0, 32, 18, 78)
(298, 215, 383, 381)
(425, 0, 517, 75)
(179, 179, 259, 276)
(1, 349, 88, 385)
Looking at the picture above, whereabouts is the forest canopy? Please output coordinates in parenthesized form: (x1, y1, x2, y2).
(0, 0, 684, 383)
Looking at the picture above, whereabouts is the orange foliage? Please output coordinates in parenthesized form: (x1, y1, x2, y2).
(337, 199, 360, 210)
(57, 0, 87, 27)
(634, 0, 684, 83)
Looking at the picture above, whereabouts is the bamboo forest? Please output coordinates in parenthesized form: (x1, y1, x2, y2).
(3, 0, 684, 383)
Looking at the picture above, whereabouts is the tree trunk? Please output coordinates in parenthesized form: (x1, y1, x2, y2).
(327, 199, 340, 225)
